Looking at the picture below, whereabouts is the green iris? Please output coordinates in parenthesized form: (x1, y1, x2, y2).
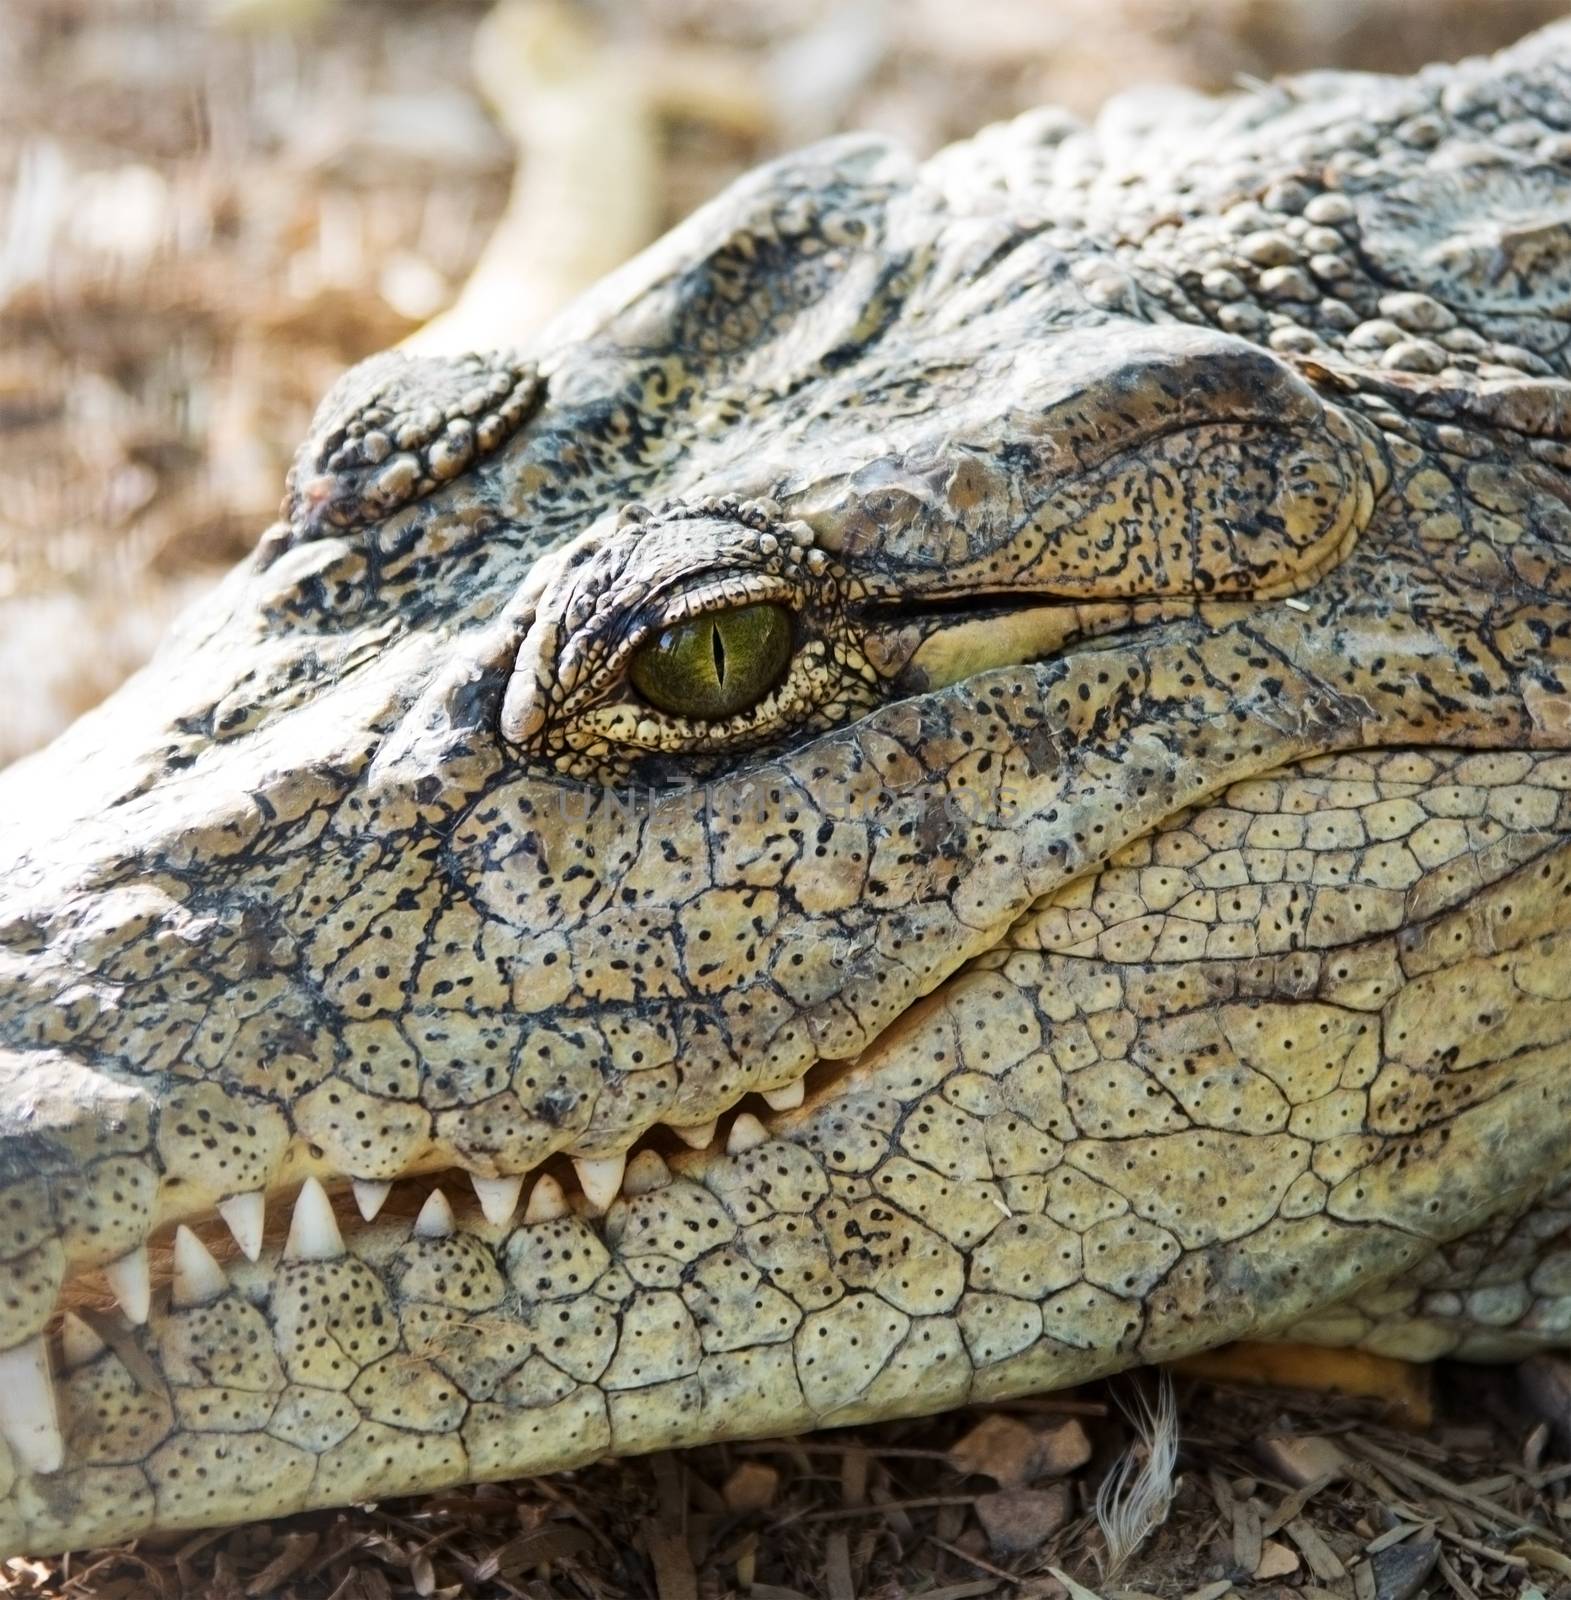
(628, 602, 793, 720)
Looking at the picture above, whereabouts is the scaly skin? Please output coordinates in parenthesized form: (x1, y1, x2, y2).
(3, 24, 1571, 1557)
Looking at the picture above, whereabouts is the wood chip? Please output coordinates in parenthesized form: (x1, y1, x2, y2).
(1511, 1542, 1571, 1580)
(241, 1532, 318, 1596)
(825, 1530, 855, 1600)
(1256, 1435, 1350, 1489)
(1262, 1473, 1338, 1538)
(1345, 1438, 1526, 1528)
(1435, 1551, 1481, 1600)
(1181, 1581, 1234, 1600)
(644, 1524, 697, 1600)
(1232, 1497, 1263, 1575)
(1049, 1565, 1109, 1600)
(1254, 1540, 1299, 1580)
(1365, 1522, 1434, 1556)
(1286, 1516, 1350, 1583)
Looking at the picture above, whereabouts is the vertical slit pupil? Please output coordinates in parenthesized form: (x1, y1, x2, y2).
(711, 621, 727, 684)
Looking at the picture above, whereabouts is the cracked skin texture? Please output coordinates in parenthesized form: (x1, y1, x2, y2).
(4, 23, 1571, 1557)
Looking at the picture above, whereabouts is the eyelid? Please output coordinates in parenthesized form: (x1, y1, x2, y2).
(628, 572, 801, 649)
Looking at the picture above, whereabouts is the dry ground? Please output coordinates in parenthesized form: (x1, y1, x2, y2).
(5, 2, 1571, 1595)
(6, 1366, 1571, 1599)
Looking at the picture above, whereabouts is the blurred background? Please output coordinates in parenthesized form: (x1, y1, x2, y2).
(1, 0, 1566, 766)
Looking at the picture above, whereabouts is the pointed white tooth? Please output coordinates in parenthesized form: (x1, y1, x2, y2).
(414, 1187, 455, 1239)
(523, 1173, 568, 1223)
(671, 1119, 717, 1150)
(471, 1173, 523, 1227)
(218, 1190, 265, 1261)
(726, 1113, 769, 1155)
(0, 1336, 63, 1474)
(353, 1179, 392, 1221)
(59, 1312, 105, 1370)
(285, 1176, 344, 1261)
(762, 1080, 804, 1111)
(171, 1225, 228, 1308)
(572, 1153, 626, 1213)
(622, 1150, 671, 1196)
(104, 1245, 151, 1325)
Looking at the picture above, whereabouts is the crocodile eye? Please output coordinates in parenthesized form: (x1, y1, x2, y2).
(628, 602, 793, 720)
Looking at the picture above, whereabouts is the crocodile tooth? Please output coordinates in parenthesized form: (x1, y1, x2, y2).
(171, 1225, 228, 1308)
(217, 1191, 266, 1261)
(622, 1150, 671, 1196)
(726, 1113, 769, 1155)
(0, 1336, 63, 1474)
(59, 1312, 106, 1370)
(471, 1173, 523, 1226)
(352, 1179, 391, 1221)
(762, 1080, 804, 1110)
(671, 1119, 717, 1149)
(285, 1176, 344, 1261)
(414, 1187, 455, 1239)
(104, 1245, 151, 1325)
(572, 1153, 625, 1213)
(523, 1174, 568, 1223)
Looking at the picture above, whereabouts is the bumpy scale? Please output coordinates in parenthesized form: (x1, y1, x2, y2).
(3, 24, 1571, 1555)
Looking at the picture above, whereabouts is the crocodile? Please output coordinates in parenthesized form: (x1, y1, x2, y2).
(4, 22, 1571, 1559)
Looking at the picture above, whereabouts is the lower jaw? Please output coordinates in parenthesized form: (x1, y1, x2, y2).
(11, 756, 1571, 1554)
(8, 1115, 1113, 1557)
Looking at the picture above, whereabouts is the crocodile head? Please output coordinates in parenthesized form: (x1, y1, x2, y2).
(4, 25, 1571, 1555)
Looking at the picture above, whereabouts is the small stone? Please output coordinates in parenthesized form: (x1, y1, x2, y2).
(1253, 1433, 1349, 1488)
(1269, 326, 1323, 354)
(1239, 230, 1298, 267)
(1303, 192, 1354, 226)
(1259, 266, 1316, 302)
(1201, 268, 1248, 301)
(1380, 339, 1447, 374)
(947, 1414, 1044, 1487)
(722, 1460, 779, 1512)
(1378, 291, 1456, 332)
(975, 1486, 1073, 1555)
(1308, 252, 1353, 283)
(1438, 327, 1486, 354)
(1254, 1540, 1300, 1580)
(946, 1414, 1092, 1486)
(1328, 117, 1378, 153)
(1372, 1536, 1440, 1600)
(1263, 179, 1313, 215)
(1224, 201, 1271, 233)
(1299, 225, 1346, 255)
(1396, 114, 1444, 148)
(1348, 318, 1404, 350)
(1218, 302, 1269, 337)
(1035, 1417, 1093, 1477)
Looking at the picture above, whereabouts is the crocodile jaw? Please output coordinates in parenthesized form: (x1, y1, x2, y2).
(8, 18, 1571, 1556)
(6, 748, 1571, 1554)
